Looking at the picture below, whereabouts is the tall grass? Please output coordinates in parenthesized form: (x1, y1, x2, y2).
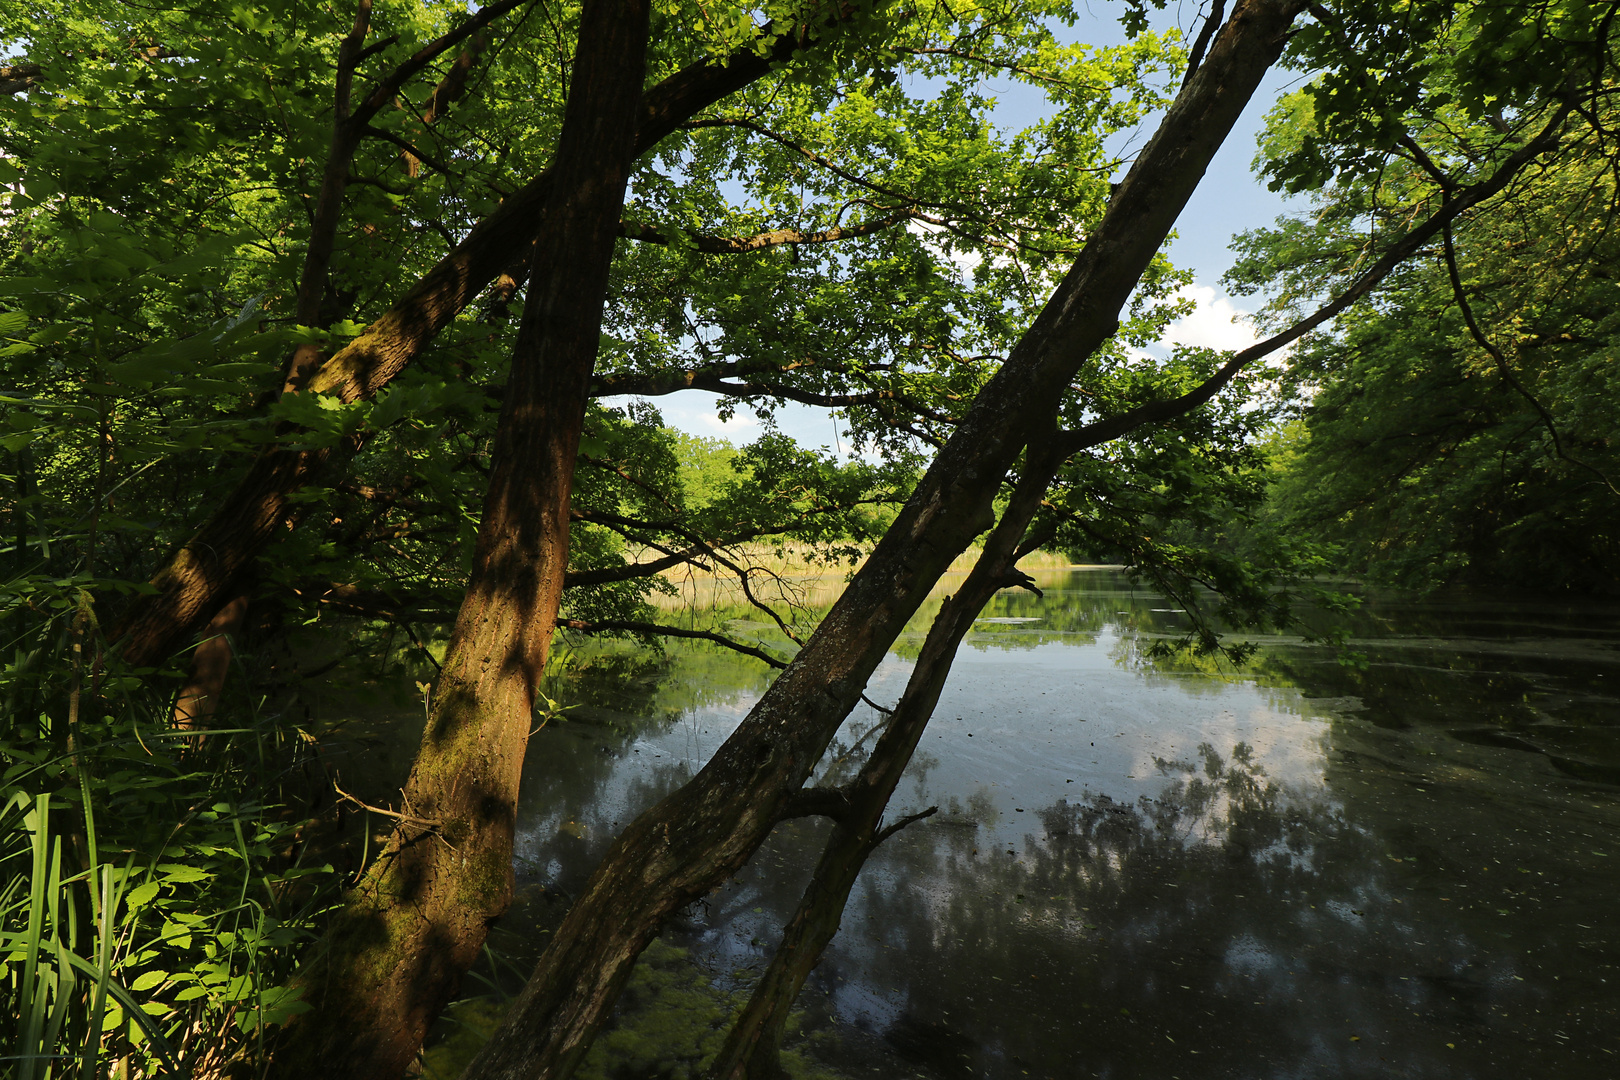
(642, 541, 1086, 614)
(1, 604, 337, 1078)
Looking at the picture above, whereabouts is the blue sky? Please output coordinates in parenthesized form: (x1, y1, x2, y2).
(650, 1, 1308, 450)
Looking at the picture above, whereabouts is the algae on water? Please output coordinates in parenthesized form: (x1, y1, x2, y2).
(420, 937, 842, 1080)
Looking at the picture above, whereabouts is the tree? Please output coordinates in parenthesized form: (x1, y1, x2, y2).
(4, 0, 1189, 1071)
(266, 3, 1200, 1074)
(455, 1, 1619, 1076)
(1231, 78, 1620, 591)
(457, 2, 1317, 1075)
(3, 0, 1612, 1076)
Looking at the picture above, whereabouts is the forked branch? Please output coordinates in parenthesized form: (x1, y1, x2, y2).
(1054, 98, 1577, 459)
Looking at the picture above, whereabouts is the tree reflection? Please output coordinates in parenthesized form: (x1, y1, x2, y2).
(466, 570, 1619, 1079)
(703, 742, 1597, 1079)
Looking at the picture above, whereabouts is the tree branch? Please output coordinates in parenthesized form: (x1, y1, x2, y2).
(872, 805, 938, 846)
(1054, 99, 1577, 459)
(1183, 0, 1228, 88)
(113, 3, 871, 668)
(0, 62, 41, 95)
(1440, 219, 1620, 496)
(683, 116, 928, 208)
(306, 1, 870, 405)
(365, 124, 459, 178)
(281, 0, 381, 393)
(618, 210, 911, 253)
(558, 618, 790, 667)
(590, 362, 958, 424)
(896, 47, 1072, 86)
(591, 358, 820, 396)
(563, 549, 707, 587)
(352, 0, 527, 130)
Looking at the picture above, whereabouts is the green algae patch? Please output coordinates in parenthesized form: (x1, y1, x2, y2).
(575, 937, 740, 1080)
(419, 938, 844, 1080)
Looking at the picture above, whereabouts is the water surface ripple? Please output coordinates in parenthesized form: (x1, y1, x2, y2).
(499, 569, 1619, 1079)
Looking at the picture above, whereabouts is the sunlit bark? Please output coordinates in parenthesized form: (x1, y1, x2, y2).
(461, 4, 1308, 1076)
(267, 3, 650, 1076)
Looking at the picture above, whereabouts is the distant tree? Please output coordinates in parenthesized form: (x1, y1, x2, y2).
(1232, 65, 1620, 592)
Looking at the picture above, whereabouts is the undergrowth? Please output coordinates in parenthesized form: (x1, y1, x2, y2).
(1, 589, 339, 1078)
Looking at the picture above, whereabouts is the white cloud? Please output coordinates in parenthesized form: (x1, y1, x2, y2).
(1159, 284, 1260, 353)
(699, 411, 759, 434)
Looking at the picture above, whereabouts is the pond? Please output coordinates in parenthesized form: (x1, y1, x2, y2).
(426, 568, 1620, 1079)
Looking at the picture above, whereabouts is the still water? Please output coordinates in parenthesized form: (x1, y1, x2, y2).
(445, 568, 1620, 1079)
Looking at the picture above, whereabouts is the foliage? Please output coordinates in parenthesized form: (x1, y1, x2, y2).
(0, 617, 335, 1076)
(1233, 73, 1620, 592)
(0, 1, 1203, 1069)
(0, 0, 1194, 649)
(13, 0, 1606, 1072)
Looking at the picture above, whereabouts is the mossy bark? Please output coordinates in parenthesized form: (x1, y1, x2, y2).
(462, 5, 1306, 1077)
(266, 5, 652, 1078)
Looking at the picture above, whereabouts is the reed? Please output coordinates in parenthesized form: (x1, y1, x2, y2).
(1, 635, 336, 1079)
(642, 542, 1082, 613)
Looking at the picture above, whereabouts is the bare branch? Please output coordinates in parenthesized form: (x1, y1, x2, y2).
(591, 358, 820, 396)
(559, 617, 790, 668)
(619, 210, 912, 253)
(563, 549, 707, 587)
(872, 805, 938, 846)
(896, 47, 1072, 86)
(591, 362, 958, 425)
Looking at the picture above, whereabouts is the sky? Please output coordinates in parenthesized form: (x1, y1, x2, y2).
(648, 1, 1309, 451)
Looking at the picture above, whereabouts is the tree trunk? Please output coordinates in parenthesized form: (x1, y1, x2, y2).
(462, 4, 1306, 1077)
(266, 4, 651, 1078)
(282, 0, 374, 394)
(167, 0, 371, 722)
(708, 448, 1061, 1079)
(109, 16, 841, 671)
(170, 592, 248, 732)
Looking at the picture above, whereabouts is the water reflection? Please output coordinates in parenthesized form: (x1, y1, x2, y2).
(462, 569, 1619, 1079)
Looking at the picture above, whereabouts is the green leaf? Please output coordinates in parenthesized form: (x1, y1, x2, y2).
(124, 881, 161, 909)
(129, 969, 168, 992)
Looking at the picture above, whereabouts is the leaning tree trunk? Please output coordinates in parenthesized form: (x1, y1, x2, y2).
(166, 0, 376, 724)
(169, 592, 248, 732)
(265, 4, 651, 1078)
(707, 445, 1063, 1079)
(108, 10, 859, 673)
(460, 4, 1307, 1077)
